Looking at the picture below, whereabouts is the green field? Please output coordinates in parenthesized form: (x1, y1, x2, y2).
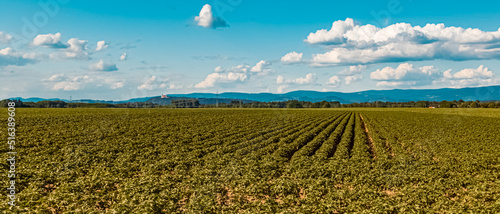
(2, 108, 499, 213)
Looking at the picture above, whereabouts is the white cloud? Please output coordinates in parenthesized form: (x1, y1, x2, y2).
(370, 63, 497, 88)
(33, 33, 67, 48)
(52, 76, 89, 91)
(306, 18, 500, 65)
(376, 81, 416, 87)
(195, 72, 247, 88)
(88, 59, 118, 71)
(214, 66, 224, 72)
(294, 73, 316, 84)
(138, 76, 170, 90)
(443, 69, 454, 79)
(371, 63, 413, 80)
(107, 81, 125, 89)
(213, 64, 250, 73)
(436, 78, 497, 88)
(120, 53, 128, 61)
(345, 75, 362, 85)
(448, 65, 493, 79)
(232, 64, 250, 72)
(65, 38, 88, 58)
(275, 73, 317, 93)
(276, 75, 284, 84)
(370, 63, 440, 81)
(45, 74, 124, 91)
(34, 33, 90, 60)
(327, 75, 341, 87)
(195, 60, 273, 89)
(277, 85, 287, 93)
(350, 65, 366, 73)
(326, 72, 362, 87)
(50, 37, 89, 60)
(339, 65, 367, 75)
(250, 60, 272, 73)
(306, 18, 356, 45)
(438, 65, 497, 88)
(194, 4, 228, 29)
(281, 51, 303, 64)
(0, 32, 13, 44)
(96, 41, 109, 51)
(0, 47, 41, 67)
(0, 47, 15, 56)
(370, 63, 441, 87)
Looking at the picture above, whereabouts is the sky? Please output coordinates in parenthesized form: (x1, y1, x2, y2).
(1, 0, 500, 100)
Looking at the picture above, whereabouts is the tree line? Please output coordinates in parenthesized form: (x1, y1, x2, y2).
(1, 99, 499, 108)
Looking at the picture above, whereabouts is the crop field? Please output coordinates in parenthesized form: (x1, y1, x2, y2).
(1, 108, 499, 213)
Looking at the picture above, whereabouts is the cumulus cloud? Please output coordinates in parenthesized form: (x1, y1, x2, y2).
(370, 63, 441, 86)
(195, 60, 272, 88)
(345, 75, 362, 85)
(439, 65, 497, 87)
(306, 18, 500, 65)
(438, 78, 497, 88)
(96, 41, 109, 51)
(370, 63, 440, 81)
(370, 63, 437, 80)
(326, 73, 362, 87)
(214, 66, 225, 72)
(232, 64, 250, 72)
(323, 65, 366, 87)
(277, 85, 287, 93)
(327, 75, 341, 87)
(120, 53, 128, 61)
(250, 60, 272, 73)
(33, 33, 90, 59)
(339, 65, 366, 75)
(446, 65, 493, 79)
(294, 73, 316, 84)
(281, 51, 303, 64)
(194, 4, 228, 29)
(45, 74, 124, 91)
(278, 73, 316, 85)
(0, 47, 42, 67)
(370, 63, 496, 88)
(291, 73, 316, 84)
(0, 32, 13, 44)
(195, 72, 247, 88)
(276, 75, 284, 84)
(50, 37, 89, 60)
(306, 18, 356, 45)
(64, 38, 89, 59)
(276, 73, 317, 93)
(138, 76, 172, 90)
(88, 59, 118, 71)
(214, 64, 252, 73)
(33, 33, 67, 48)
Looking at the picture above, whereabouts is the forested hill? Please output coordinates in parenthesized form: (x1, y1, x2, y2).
(7, 85, 500, 104)
(146, 97, 252, 105)
(167, 86, 500, 103)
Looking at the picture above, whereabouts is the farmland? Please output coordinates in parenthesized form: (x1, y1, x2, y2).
(1, 108, 499, 213)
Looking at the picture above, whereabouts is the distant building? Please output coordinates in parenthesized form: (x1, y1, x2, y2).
(161, 94, 168, 98)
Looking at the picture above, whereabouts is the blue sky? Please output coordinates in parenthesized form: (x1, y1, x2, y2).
(1, 0, 500, 100)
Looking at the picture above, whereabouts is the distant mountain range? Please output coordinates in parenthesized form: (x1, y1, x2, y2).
(146, 97, 252, 105)
(7, 86, 500, 104)
(165, 86, 500, 103)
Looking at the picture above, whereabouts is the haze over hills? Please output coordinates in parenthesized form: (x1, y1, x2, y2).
(7, 86, 500, 104)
